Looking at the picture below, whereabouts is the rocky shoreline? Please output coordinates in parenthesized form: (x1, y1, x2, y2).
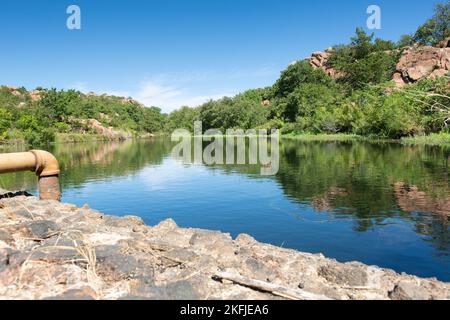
(0, 189, 448, 300)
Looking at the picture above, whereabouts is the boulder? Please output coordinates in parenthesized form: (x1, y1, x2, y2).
(306, 51, 339, 78)
(144, 281, 200, 300)
(305, 42, 449, 86)
(97, 253, 154, 282)
(439, 37, 450, 48)
(0, 230, 14, 245)
(152, 218, 178, 232)
(389, 281, 431, 300)
(318, 263, 369, 287)
(394, 46, 450, 85)
(23, 220, 60, 239)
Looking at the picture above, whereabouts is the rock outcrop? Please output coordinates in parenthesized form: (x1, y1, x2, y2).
(29, 89, 44, 102)
(439, 37, 450, 49)
(393, 43, 450, 86)
(0, 190, 448, 300)
(305, 48, 340, 78)
(80, 119, 131, 141)
(306, 39, 450, 86)
(0, 86, 44, 102)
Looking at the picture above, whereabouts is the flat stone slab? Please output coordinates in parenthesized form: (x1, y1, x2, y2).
(0, 193, 448, 300)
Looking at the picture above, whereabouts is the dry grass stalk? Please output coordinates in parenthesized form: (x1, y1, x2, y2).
(214, 271, 333, 300)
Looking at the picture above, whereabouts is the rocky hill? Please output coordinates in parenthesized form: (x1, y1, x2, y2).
(306, 37, 450, 87)
(0, 86, 164, 145)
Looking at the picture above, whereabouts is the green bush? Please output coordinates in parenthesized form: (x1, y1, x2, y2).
(0, 86, 167, 145)
(280, 122, 305, 135)
(257, 118, 285, 131)
(197, 92, 268, 132)
(329, 28, 399, 89)
(165, 106, 199, 132)
(413, 3, 450, 45)
(273, 61, 331, 97)
(281, 83, 340, 122)
(0, 108, 12, 139)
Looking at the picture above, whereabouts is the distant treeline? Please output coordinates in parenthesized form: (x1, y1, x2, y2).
(0, 88, 165, 145)
(0, 2, 448, 146)
(165, 2, 449, 138)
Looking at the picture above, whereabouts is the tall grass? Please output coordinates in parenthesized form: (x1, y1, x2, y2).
(282, 133, 363, 142)
(401, 133, 450, 146)
(55, 133, 112, 144)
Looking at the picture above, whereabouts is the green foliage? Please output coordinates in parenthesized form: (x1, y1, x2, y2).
(0, 87, 166, 146)
(39, 89, 82, 121)
(164, 106, 199, 132)
(329, 28, 399, 89)
(14, 114, 54, 146)
(162, 26, 448, 140)
(257, 118, 285, 131)
(0, 2, 448, 145)
(140, 107, 166, 133)
(281, 83, 340, 123)
(349, 89, 423, 138)
(273, 61, 331, 97)
(198, 94, 268, 132)
(0, 108, 12, 140)
(159, 88, 272, 133)
(401, 133, 450, 146)
(397, 34, 415, 48)
(413, 2, 450, 45)
(235, 87, 272, 102)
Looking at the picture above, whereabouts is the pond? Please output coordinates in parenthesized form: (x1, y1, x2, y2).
(1, 137, 449, 281)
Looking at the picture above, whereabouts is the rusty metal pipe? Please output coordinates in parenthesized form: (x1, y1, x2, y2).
(0, 150, 61, 201)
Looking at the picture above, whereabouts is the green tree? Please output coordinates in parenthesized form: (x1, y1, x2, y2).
(282, 84, 338, 123)
(397, 34, 415, 48)
(39, 89, 82, 122)
(0, 108, 12, 140)
(165, 106, 199, 132)
(413, 2, 450, 45)
(330, 28, 399, 89)
(140, 107, 165, 133)
(273, 61, 331, 97)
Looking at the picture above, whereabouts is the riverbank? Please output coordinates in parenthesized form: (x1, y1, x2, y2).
(400, 133, 450, 146)
(2, 133, 450, 148)
(0, 134, 115, 147)
(0, 133, 159, 148)
(0, 189, 448, 300)
(282, 133, 450, 146)
(54, 133, 120, 144)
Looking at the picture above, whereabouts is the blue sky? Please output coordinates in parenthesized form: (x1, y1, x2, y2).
(0, 0, 441, 112)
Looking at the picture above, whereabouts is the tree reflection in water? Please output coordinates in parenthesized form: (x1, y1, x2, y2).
(0, 138, 449, 256)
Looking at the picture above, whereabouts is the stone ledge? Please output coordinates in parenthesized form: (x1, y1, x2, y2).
(0, 194, 448, 300)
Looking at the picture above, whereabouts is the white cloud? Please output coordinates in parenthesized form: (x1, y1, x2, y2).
(134, 80, 232, 113)
(67, 80, 232, 113)
(65, 66, 277, 113)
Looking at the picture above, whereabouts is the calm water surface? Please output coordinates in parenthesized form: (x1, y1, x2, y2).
(1, 138, 449, 281)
